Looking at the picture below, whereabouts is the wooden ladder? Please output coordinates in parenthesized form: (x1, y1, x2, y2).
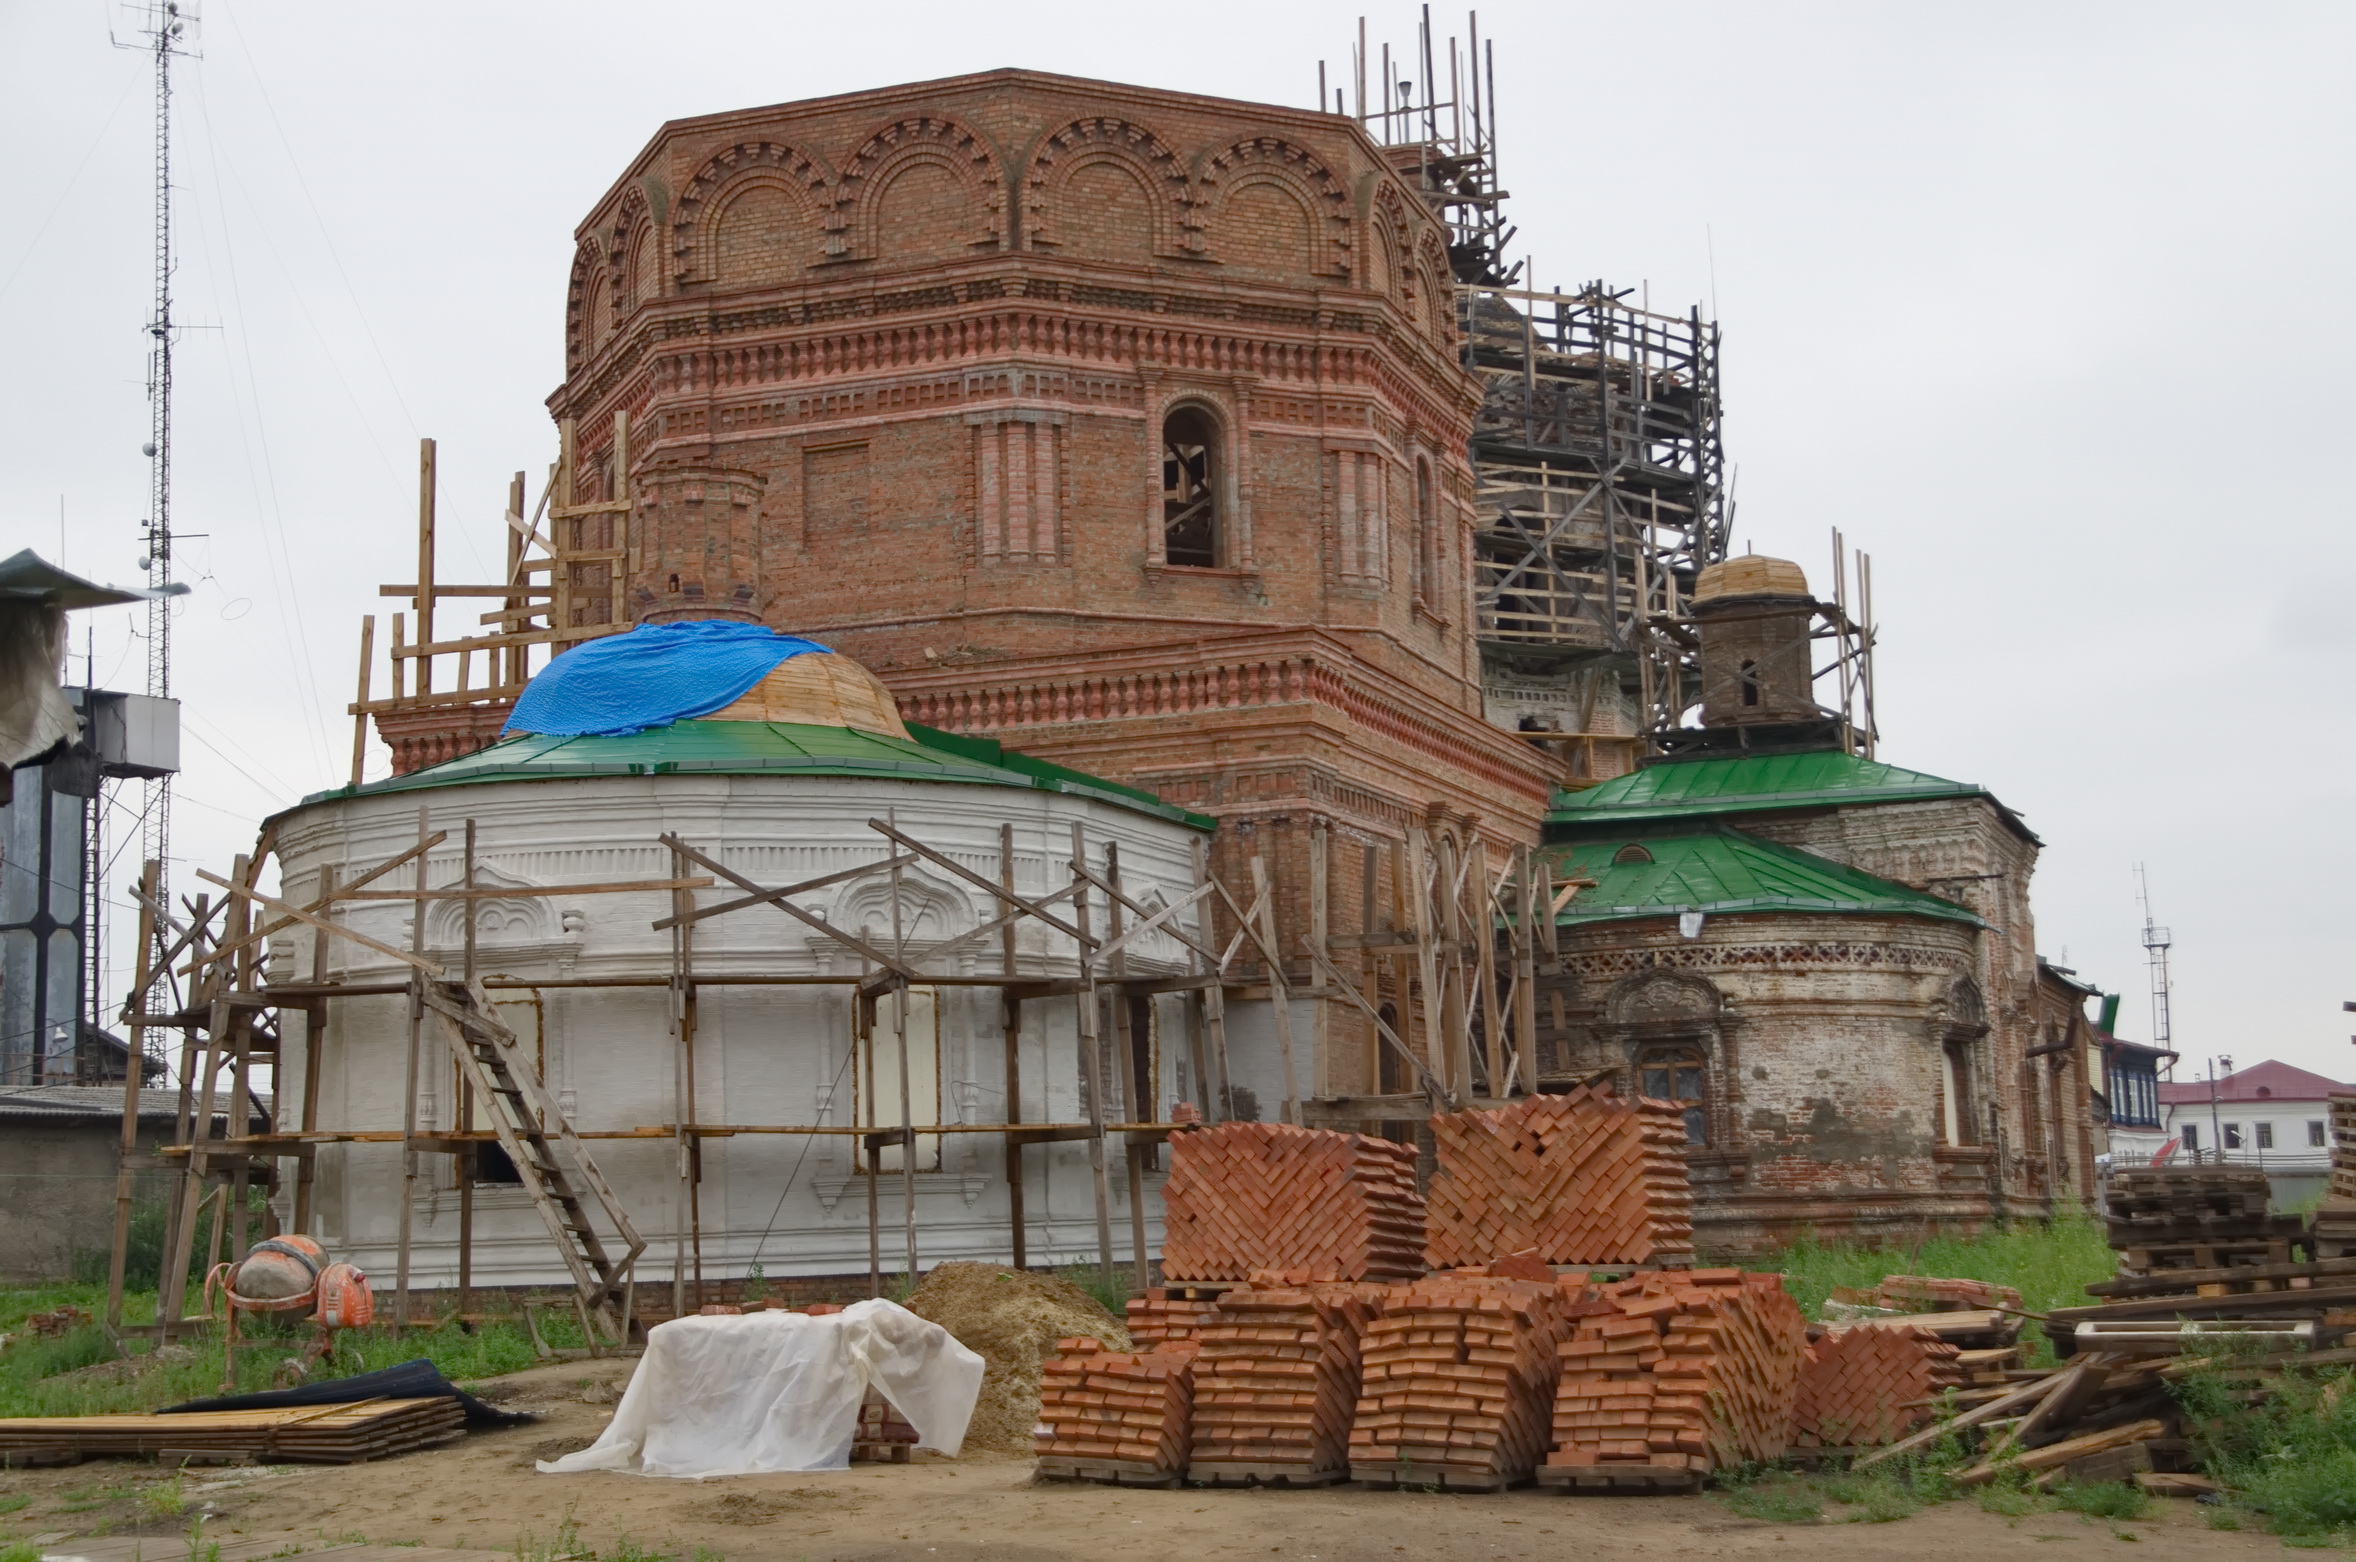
(420, 977, 645, 1335)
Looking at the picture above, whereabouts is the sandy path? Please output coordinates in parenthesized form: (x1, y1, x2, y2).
(0, 1358, 2289, 1562)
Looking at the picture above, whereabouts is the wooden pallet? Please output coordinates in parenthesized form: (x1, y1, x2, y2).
(2090, 1256, 2356, 1299)
(2118, 1238, 2293, 1274)
(1350, 1459, 1524, 1492)
(1035, 1456, 1185, 1489)
(1186, 1461, 1347, 1488)
(1155, 1282, 1242, 1303)
(851, 1441, 912, 1463)
(1535, 1459, 1706, 1494)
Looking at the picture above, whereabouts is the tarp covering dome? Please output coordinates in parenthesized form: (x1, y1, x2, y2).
(504, 620, 832, 737)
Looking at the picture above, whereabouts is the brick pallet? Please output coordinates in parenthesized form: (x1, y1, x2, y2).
(1348, 1277, 1570, 1491)
(1160, 1123, 1425, 1283)
(1424, 1086, 1693, 1270)
(1795, 1324, 1963, 1449)
(1540, 1270, 1806, 1492)
(1188, 1281, 1385, 1487)
(1127, 1290, 1223, 1347)
(1034, 1338, 1198, 1487)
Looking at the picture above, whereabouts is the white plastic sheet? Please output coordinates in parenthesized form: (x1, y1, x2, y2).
(538, 1299, 983, 1479)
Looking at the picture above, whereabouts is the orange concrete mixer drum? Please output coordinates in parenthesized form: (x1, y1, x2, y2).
(312, 1262, 374, 1330)
(222, 1236, 326, 1313)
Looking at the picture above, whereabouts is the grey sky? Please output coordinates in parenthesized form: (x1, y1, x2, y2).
(3, 1, 2349, 1084)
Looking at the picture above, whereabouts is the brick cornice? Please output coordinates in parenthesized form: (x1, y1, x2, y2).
(884, 628, 1554, 807)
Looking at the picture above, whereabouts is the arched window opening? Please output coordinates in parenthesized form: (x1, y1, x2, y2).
(1638, 1045, 1708, 1146)
(1161, 406, 1220, 567)
(1414, 456, 1436, 599)
(1941, 1042, 1976, 1146)
(1613, 843, 1654, 865)
(1739, 659, 1760, 707)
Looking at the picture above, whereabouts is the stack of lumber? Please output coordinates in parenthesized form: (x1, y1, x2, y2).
(2316, 1095, 2356, 1259)
(1347, 1276, 1570, 1490)
(1794, 1324, 1963, 1449)
(2106, 1165, 2301, 1272)
(0, 1398, 464, 1464)
(1872, 1275, 2022, 1313)
(1539, 1270, 1806, 1490)
(1033, 1338, 1199, 1487)
(1160, 1123, 1425, 1283)
(1188, 1282, 1386, 1486)
(1424, 1086, 1693, 1270)
(1861, 1349, 2192, 1491)
(1126, 1289, 1223, 1347)
(1828, 1308, 2022, 1351)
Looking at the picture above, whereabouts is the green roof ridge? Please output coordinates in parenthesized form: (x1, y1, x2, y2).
(1539, 824, 1985, 930)
(1546, 748, 2034, 842)
(295, 719, 1214, 830)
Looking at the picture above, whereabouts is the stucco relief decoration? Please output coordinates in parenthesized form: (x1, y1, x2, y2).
(1935, 978, 1989, 1037)
(421, 862, 579, 961)
(670, 140, 835, 285)
(1025, 118, 1200, 256)
(836, 116, 1005, 258)
(833, 866, 974, 954)
(1198, 137, 1353, 278)
(1606, 970, 1721, 1026)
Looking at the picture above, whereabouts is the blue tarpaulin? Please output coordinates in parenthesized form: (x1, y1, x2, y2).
(504, 621, 831, 737)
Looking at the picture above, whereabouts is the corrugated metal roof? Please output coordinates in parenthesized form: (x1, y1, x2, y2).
(0, 1086, 270, 1125)
(294, 719, 1214, 830)
(1547, 749, 2037, 844)
(2156, 1059, 2355, 1106)
(1539, 827, 1985, 930)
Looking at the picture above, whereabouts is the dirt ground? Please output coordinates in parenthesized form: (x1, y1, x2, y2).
(0, 1356, 2301, 1562)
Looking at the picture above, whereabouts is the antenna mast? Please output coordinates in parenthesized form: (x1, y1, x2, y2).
(2137, 864, 2173, 1049)
(119, 1, 196, 1029)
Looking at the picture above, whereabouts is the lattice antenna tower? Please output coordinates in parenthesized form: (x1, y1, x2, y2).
(114, 0, 198, 1058)
(2137, 863, 2173, 1048)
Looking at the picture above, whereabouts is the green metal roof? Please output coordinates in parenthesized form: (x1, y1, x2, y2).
(1547, 749, 2034, 843)
(1539, 827, 1986, 930)
(295, 719, 1214, 830)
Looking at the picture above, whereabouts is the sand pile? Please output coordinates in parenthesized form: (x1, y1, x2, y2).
(905, 1263, 1130, 1454)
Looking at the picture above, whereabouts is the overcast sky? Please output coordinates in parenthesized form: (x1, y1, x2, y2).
(3, 1, 2350, 1086)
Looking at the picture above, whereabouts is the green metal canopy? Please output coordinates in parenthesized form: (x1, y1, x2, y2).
(297, 719, 1214, 830)
(1547, 749, 2034, 843)
(1539, 827, 1985, 929)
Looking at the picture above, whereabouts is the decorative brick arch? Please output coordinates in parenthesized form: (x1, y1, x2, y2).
(671, 141, 834, 286)
(612, 186, 660, 310)
(565, 237, 605, 373)
(1417, 228, 1457, 338)
(1199, 137, 1353, 279)
(835, 116, 1005, 260)
(1024, 117, 1199, 257)
(1369, 180, 1413, 297)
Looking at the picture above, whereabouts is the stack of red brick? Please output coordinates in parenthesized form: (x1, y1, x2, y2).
(1425, 1087, 1694, 1270)
(1189, 1279, 1387, 1483)
(1348, 1276, 1571, 1488)
(1795, 1324, 1964, 1449)
(1033, 1336, 1200, 1478)
(1127, 1290, 1222, 1347)
(1161, 1123, 1425, 1283)
(1545, 1270, 1807, 1486)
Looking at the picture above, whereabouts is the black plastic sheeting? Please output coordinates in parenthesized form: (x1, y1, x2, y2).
(160, 1357, 535, 1427)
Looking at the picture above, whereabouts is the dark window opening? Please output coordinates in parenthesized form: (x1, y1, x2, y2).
(2256, 1121, 2274, 1150)
(667, 573, 681, 594)
(1613, 843, 1654, 865)
(2181, 1122, 2200, 1153)
(471, 1143, 523, 1185)
(2224, 1122, 2244, 1150)
(2311, 1120, 2328, 1148)
(1414, 456, 1436, 600)
(1739, 659, 1760, 707)
(1637, 1047, 1707, 1146)
(1376, 1003, 1406, 1095)
(1161, 406, 1220, 567)
(2106, 1054, 2161, 1129)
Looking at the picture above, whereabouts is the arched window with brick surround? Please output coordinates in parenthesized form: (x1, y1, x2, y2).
(1638, 1044, 1709, 1146)
(1162, 404, 1221, 567)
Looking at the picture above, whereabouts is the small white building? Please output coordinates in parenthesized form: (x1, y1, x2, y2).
(2156, 1059, 2352, 1203)
(266, 639, 1237, 1298)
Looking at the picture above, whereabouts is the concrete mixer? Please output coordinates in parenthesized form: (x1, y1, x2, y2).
(205, 1236, 374, 1388)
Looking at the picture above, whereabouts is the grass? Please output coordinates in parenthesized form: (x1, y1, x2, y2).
(1056, 1260, 1131, 1321)
(2175, 1354, 2356, 1542)
(0, 1282, 593, 1418)
(1751, 1211, 2115, 1362)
